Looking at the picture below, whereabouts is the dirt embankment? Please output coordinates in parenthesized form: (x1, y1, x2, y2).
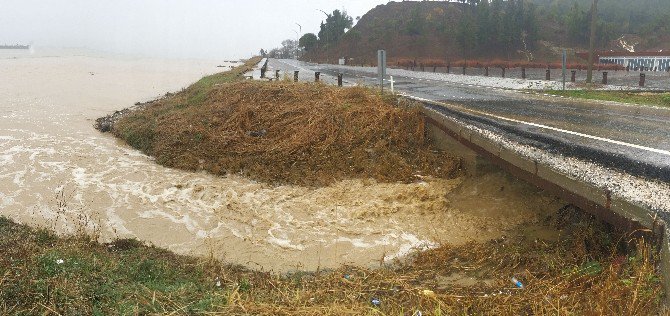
(106, 80, 461, 186)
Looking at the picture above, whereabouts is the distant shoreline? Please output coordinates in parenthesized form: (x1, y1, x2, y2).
(0, 44, 30, 50)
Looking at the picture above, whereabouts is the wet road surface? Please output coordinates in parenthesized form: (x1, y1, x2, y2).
(269, 59, 670, 182)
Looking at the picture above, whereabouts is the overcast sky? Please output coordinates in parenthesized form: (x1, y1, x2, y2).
(0, 0, 390, 59)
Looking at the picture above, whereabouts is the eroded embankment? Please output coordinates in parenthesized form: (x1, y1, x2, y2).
(92, 70, 572, 271)
(108, 80, 461, 186)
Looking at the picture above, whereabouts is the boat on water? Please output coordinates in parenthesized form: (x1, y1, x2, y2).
(0, 44, 30, 50)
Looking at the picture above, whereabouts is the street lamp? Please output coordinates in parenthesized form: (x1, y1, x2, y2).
(295, 23, 302, 59)
(292, 30, 299, 59)
(316, 9, 330, 44)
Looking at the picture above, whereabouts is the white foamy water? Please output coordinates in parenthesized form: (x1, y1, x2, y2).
(0, 49, 557, 272)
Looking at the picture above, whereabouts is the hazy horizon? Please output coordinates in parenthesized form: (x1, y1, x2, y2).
(0, 0, 389, 60)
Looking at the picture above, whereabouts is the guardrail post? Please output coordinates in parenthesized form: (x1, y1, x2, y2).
(337, 73, 343, 87)
(501, 67, 506, 78)
(639, 73, 646, 87)
(485, 67, 489, 77)
(315, 72, 320, 82)
(275, 70, 280, 79)
(521, 68, 526, 79)
(602, 72, 608, 85)
(571, 70, 576, 82)
(545, 69, 551, 80)
(294, 71, 299, 82)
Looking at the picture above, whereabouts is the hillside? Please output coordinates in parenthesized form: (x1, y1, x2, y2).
(301, 0, 670, 65)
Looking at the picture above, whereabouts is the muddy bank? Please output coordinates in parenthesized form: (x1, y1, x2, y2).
(87, 60, 564, 271)
(1, 53, 569, 273)
(105, 80, 462, 186)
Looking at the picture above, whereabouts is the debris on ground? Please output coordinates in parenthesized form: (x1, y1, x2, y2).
(109, 80, 462, 186)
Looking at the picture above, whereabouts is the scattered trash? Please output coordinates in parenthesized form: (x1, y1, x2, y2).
(215, 277, 221, 287)
(343, 274, 351, 280)
(56, 259, 64, 265)
(421, 289, 436, 298)
(371, 298, 381, 307)
(413, 311, 423, 316)
(511, 277, 524, 289)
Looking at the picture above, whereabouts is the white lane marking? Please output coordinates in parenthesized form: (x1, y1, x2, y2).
(405, 94, 670, 157)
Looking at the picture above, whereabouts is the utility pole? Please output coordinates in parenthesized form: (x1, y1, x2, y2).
(586, 0, 598, 84)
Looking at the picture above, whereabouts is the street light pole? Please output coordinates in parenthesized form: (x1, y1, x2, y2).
(292, 30, 299, 59)
(295, 23, 302, 59)
(586, 0, 599, 84)
(317, 9, 330, 44)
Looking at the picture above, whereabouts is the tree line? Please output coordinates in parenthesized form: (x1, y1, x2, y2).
(262, 9, 353, 59)
(262, 0, 670, 60)
(455, 0, 539, 59)
(537, 0, 670, 47)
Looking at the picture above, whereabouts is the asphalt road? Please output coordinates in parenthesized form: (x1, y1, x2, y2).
(268, 59, 670, 183)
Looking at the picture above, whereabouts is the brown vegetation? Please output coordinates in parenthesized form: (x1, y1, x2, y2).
(113, 80, 461, 186)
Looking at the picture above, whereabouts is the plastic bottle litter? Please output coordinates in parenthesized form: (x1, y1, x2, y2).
(343, 274, 351, 280)
(371, 298, 381, 307)
(413, 311, 423, 316)
(511, 277, 524, 289)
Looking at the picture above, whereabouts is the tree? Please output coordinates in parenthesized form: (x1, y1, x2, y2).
(406, 7, 425, 36)
(317, 9, 354, 45)
(266, 40, 299, 59)
(456, 12, 477, 60)
(280, 39, 298, 59)
(299, 33, 318, 52)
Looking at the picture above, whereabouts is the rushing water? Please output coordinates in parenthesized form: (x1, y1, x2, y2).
(0, 48, 560, 272)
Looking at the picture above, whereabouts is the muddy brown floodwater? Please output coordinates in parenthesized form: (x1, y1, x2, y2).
(0, 50, 563, 272)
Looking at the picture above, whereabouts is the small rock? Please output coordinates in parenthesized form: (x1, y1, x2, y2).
(247, 129, 267, 137)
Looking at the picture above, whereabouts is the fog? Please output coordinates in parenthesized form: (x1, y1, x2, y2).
(0, 0, 389, 59)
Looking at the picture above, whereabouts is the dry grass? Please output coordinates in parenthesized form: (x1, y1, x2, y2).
(0, 206, 663, 315)
(113, 80, 461, 186)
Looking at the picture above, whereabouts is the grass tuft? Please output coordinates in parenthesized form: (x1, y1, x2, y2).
(546, 90, 670, 108)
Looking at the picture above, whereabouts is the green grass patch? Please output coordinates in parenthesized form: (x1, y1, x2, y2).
(547, 90, 670, 108)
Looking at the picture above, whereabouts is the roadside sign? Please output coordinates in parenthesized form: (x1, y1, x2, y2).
(378, 50, 386, 92)
(562, 49, 567, 91)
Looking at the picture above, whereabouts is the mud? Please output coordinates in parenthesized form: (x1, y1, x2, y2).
(0, 50, 565, 272)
